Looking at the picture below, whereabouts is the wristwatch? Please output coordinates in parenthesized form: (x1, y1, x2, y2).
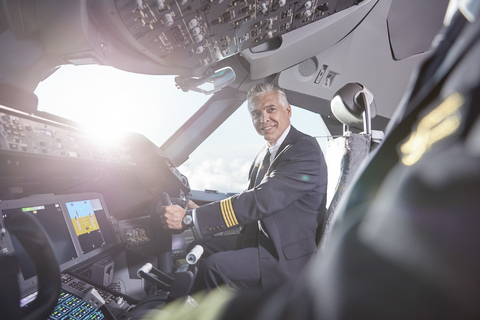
(182, 210, 194, 228)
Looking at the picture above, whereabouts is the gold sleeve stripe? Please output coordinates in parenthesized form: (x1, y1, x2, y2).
(220, 198, 238, 228)
(220, 200, 232, 227)
(225, 198, 238, 225)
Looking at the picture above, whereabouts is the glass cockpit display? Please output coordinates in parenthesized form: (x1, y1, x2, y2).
(65, 199, 115, 255)
(2, 203, 78, 281)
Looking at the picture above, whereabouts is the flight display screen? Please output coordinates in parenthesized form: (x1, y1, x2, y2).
(65, 199, 115, 255)
(2, 203, 78, 281)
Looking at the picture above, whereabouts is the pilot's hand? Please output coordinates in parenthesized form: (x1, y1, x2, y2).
(188, 200, 199, 210)
(161, 205, 186, 230)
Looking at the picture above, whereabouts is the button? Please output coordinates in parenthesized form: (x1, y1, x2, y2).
(9, 143, 18, 149)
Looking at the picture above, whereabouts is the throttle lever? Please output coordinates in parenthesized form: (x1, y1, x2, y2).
(160, 192, 173, 206)
(160, 192, 183, 235)
(161, 192, 200, 240)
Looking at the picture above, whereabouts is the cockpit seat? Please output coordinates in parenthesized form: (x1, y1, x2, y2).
(317, 83, 384, 248)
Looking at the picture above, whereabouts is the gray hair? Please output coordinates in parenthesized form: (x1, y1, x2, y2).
(247, 83, 289, 110)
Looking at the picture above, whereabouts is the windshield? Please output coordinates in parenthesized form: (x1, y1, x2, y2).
(34, 65, 209, 146)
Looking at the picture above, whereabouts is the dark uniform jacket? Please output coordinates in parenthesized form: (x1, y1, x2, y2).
(195, 126, 327, 288)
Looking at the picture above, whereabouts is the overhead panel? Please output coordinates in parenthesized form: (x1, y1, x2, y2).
(113, 0, 359, 70)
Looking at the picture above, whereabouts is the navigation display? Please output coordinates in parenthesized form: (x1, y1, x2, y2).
(2, 203, 78, 281)
(65, 199, 115, 255)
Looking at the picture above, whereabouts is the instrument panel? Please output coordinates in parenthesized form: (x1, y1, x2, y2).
(0, 110, 136, 166)
(111, 0, 358, 69)
(0, 106, 191, 203)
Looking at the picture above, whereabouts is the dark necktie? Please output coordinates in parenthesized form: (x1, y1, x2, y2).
(255, 149, 271, 187)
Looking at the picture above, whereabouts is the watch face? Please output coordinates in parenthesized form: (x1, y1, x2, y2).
(183, 215, 193, 226)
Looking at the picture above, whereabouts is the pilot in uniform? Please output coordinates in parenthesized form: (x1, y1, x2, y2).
(148, 1, 480, 319)
(162, 83, 327, 293)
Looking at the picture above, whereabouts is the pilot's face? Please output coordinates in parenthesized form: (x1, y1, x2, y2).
(250, 91, 291, 146)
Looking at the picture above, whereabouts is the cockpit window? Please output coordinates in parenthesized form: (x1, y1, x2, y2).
(34, 65, 209, 146)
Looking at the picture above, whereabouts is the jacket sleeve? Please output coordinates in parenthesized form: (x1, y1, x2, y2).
(195, 135, 325, 236)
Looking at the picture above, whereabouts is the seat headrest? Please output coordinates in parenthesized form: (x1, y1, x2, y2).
(330, 83, 376, 127)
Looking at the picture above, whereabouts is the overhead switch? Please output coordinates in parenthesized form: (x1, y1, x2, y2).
(157, 0, 165, 10)
(261, 3, 268, 14)
(164, 14, 174, 26)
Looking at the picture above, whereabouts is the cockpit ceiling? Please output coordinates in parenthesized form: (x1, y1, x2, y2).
(94, 0, 360, 73)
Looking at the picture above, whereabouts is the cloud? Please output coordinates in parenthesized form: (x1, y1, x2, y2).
(181, 157, 252, 193)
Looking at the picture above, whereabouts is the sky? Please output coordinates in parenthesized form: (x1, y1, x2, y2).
(34, 65, 329, 193)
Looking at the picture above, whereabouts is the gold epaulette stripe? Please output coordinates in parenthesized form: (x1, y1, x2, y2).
(220, 198, 238, 228)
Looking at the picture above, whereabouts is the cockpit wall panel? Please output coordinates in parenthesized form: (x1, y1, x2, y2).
(277, 0, 448, 122)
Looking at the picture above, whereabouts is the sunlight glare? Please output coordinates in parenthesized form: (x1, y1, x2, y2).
(34, 65, 208, 146)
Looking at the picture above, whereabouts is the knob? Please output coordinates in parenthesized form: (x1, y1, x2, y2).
(304, 9, 312, 18)
(279, 0, 286, 6)
(194, 34, 203, 43)
(305, 1, 312, 9)
(195, 46, 204, 54)
(266, 31, 273, 38)
(192, 27, 201, 36)
(188, 18, 198, 29)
